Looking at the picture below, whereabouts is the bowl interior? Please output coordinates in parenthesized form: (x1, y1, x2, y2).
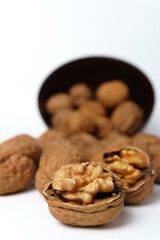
(38, 57, 154, 129)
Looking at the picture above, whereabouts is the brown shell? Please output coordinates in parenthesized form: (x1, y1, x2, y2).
(96, 80, 129, 108)
(35, 140, 86, 193)
(111, 101, 144, 135)
(43, 182, 124, 227)
(0, 135, 41, 195)
(152, 149, 160, 183)
(91, 146, 154, 204)
(69, 83, 93, 106)
(45, 93, 72, 114)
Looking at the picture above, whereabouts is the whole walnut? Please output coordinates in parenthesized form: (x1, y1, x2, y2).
(38, 129, 69, 150)
(0, 135, 41, 195)
(79, 100, 106, 116)
(111, 100, 144, 134)
(96, 80, 129, 108)
(94, 116, 113, 139)
(69, 83, 93, 106)
(45, 93, 72, 114)
(51, 109, 73, 129)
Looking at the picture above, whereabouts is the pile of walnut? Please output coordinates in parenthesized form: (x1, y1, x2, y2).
(45, 80, 144, 136)
(0, 80, 160, 227)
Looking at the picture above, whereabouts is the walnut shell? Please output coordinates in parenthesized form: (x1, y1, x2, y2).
(96, 80, 129, 108)
(45, 93, 72, 114)
(69, 83, 93, 106)
(111, 101, 144, 134)
(43, 162, 124, 226)
(92, 146, 154, 204)
(0, 135, 41, 195)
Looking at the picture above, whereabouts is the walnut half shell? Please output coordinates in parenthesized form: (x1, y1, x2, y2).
(43, 162, 124, 226)
(92, 146, 155, 204)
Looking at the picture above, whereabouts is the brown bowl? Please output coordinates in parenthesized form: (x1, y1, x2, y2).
(38, 56, 154, 130)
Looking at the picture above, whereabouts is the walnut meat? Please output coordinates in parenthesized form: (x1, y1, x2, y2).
(92, 146, 154, 204)
(96, 80, 129, 108)
(0, 135, 41, 195)
(111, 101, 144, 134)
(69, 83, 93, 106)
(43, 162, 124, 226)
(45, 93, 72, 114)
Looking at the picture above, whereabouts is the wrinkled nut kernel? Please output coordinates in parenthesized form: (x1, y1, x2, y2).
(79, 100, 106, 116)
(50, 162, 114, 204)
(43, 162, 124, 226)
(93, 147, 154, 204)
(96, 80, 129, 108)
(45, 93, 72, 114)
(0, 135, 41, 195)
(111, 100, 144, 135)
(69, 83, 93, 106)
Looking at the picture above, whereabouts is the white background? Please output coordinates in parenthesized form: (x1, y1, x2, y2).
(0, 1, 160, 240)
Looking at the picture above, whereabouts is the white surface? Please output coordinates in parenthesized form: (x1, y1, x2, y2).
(0, 1, 160, 239)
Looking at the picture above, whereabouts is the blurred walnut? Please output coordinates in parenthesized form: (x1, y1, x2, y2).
(79, 100, 106, 116)
(43, 162, 124, 226)
(38, 129, 68, 150)
(51, 109, 73, 129)
(45, 93, 72, 114)
(69, 83, 93, 106)
(154, 150, 160, 183)
(96, 80, 129, 108)
(0, 135, 41, 195)
(69, 132, 97, 160)
(35, 140, 85, 193)
(94, 116, 113, 138)
(111, 101, 144, 134)
(92, 146, 154, 204)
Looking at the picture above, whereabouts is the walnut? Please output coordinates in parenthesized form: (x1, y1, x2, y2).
(69, 83, 93, 106)
(35, 140, 85, 193)
(69, 132, 98, 160)
(43, 162, 124, 226)
(111, 101, 144, 134)
(131, 132, 160, 182)
(79, 100, 106, 116)
(94, 116, 113, 139)
(96, 80, 129, 108)
(38, 129, 68, 150)
(45, 93, 72, 114)
(0, 135, 41, 195)
(154, 150, 160, 183)
(51, 109, 73, 129)
(92, 146, 154, 204)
